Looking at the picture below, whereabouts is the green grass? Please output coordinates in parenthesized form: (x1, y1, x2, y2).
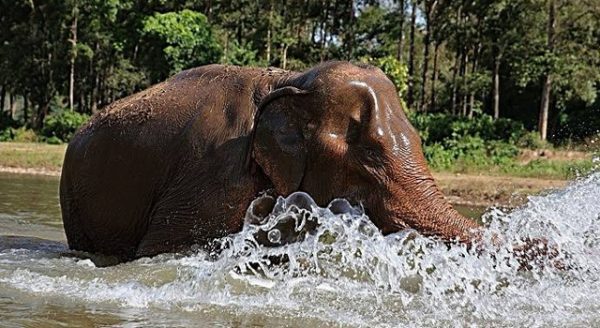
(0, 142, 67, 172)
(435, 158, 598, 180)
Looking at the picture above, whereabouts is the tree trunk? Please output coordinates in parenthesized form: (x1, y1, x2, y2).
(223, 33, 229, 63)
(430, 42, 439, 112)
(282, 44, 289, 69)
(10, 94, 15, 120)
(78, 92, 84, 115)
(396, 0, 405, 61)
(468, 44, 480, 118)
(539, 75, 552, 141)
(9, 93, 15, 118)
(420, 23, 430, 112)
(461, 50, 468, 117)
(451, 3, 462, 115)
(91, 70, 99, 113)
(492, 54, 501, 119)
(538, 0, 556, 141)
(68, 4, 78, 112)
(451, 51, 459, 115)
(36, 102, 49, 130)
(23, 95, 28, 124)
(347, 1, 355, 60)
(320, 0, 330, 61)
(205, 0, 212, 21)
(420, 0, 437, 112)
(0, 86, 5, 115)
(407, 0, 418, 108)
(266, 2, 273, 64)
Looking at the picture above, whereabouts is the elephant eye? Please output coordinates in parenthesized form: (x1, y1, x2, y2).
(346, 118, 361, 143)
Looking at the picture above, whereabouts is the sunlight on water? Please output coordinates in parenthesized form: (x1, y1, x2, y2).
(1, 172, 599, 327)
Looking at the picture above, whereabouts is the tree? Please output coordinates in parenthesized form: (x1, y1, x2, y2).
(511, 0, 600, 140)
(0, 0, 598, 144)
(141, 10, 222, 81)
(419, 0, 439, 112)
(538, 0, 556, 141)
(407, 0, 418, 109)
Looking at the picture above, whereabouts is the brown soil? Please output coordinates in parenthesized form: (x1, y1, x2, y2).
(518, 149, 591, 164)
(0, 166, 61, 176)
(433, 172, 568, 208)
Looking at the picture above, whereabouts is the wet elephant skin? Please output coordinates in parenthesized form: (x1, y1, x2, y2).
(60, 61, 480, 262)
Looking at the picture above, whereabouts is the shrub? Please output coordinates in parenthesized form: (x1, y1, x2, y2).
(0, 112, 19, 141)
(487, 140, 520, 164)
(373, 56, 408, 99)
(42, 110, 90, 143)
(517, 131, 551, 149)
(45, 136, 63, 145)
(12, 127, 39, 142)
(423, 143, 455, 170)
(407, 112, 529, 170)
(0, 127, 14, 141)
(408, 113, 527, 145)
(411, 113, 528, 170)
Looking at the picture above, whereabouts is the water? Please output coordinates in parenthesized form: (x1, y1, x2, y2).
(0, 171, 599, 327)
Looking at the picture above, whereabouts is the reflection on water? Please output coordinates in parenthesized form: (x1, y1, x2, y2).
(0, 172, 599, 327)
(454, 204, 487, 223)
(0, 173, 64, 242)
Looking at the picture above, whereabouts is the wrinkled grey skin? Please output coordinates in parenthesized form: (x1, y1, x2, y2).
(60, 61, 480, 262)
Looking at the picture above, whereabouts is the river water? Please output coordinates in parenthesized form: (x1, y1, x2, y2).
(0, 171, 599, 327)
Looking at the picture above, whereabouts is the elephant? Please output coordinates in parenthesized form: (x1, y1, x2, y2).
(59, 61, 487, 263)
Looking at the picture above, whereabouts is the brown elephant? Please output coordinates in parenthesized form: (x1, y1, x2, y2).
(60, 61, 482, 262)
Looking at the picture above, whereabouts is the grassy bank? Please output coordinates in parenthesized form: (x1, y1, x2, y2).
(0, 141, 596, 179)
(0, 142, 66, 173)
(432, 157, 596, 180)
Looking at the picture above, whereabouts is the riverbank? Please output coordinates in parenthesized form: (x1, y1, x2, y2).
(0, 142, 65, 175)
(432, 172, 568, 207)
(0, 141, 594, 208)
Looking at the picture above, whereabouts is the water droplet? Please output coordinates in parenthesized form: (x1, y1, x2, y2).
(267, 229, 281, 244)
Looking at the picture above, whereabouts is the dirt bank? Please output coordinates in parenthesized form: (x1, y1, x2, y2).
(0, 166, 61, 177)
(433, 172, 568, 208)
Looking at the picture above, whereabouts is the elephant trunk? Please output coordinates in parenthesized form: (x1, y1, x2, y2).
(383, 163, 482, 245)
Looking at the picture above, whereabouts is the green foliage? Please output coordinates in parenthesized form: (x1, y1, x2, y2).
(517, 131, 551, 149)
(0, 128, 14, 142)
(0, 0, 598, 149)
(41, 110, 90, 143)
(12, 128, 39, 143)
(422, 137, 519, 171)
(372, 56, 409, 98)
(220, 38, 260, 66)
(410, 113, 527, 145)
(499, 159, 597, 180)
(0, 112, 19, 141)
(410, 113, 523, 170)
(414, 111, 597, 179)
(141, 10, 222, 79)
(0, 124, 40, 143)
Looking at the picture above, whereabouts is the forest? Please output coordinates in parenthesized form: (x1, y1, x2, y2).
(0, 0, 599, 149)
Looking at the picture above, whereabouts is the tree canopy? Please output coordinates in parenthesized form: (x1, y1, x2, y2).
(1, 0, 598, 142)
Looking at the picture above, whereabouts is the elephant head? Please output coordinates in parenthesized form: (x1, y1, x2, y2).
(250, 61, 480, 244)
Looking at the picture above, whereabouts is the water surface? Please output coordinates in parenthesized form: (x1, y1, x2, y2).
(0, 172, 599, 327)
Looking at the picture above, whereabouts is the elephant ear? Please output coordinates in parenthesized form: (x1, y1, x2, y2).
(251, 86, 310, 196)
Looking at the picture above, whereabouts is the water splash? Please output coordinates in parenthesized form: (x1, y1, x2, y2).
(1, 173, 599, 327)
